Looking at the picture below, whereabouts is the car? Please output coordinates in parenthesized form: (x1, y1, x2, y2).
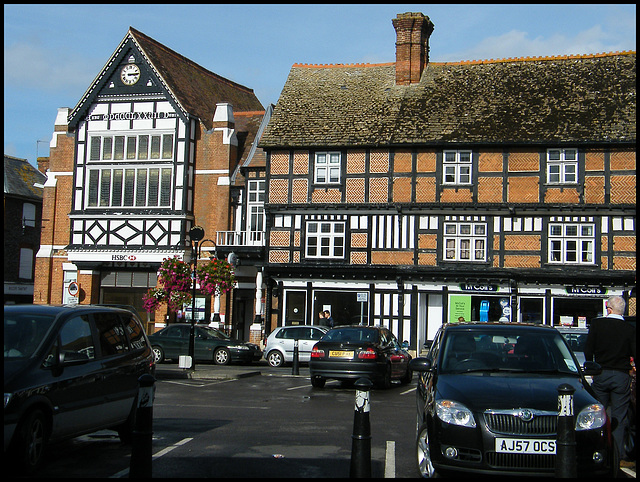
(408, 322, 616, 478)
(4, 304, 155, 474)
(148, 324, 261, 365)
(264, 325, 329, 367)
(309, 325, 412, 388)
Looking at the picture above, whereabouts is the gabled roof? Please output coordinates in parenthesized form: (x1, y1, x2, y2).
(4, 155, 46, 201)
(69, 27, 263, 130)
(260, 52, 636, 148)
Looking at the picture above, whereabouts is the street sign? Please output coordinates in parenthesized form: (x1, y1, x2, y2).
(68, 281, 79, 297)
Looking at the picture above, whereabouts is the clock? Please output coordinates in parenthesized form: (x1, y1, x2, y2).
(120, 64, 141, 85)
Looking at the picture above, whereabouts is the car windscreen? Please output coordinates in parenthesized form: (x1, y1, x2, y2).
(4, 314, 57, 359)
(199, 326, 230, 340)
(440, 328, 579, 375)
(321, 327, 379, 343)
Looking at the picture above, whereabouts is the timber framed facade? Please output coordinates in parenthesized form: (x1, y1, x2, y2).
(259, 12, 636, 351)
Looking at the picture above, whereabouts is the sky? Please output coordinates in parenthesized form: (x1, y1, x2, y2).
(4, 4, 636, 167)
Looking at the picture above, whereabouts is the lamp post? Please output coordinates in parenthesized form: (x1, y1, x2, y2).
(188, 225, 205, 371)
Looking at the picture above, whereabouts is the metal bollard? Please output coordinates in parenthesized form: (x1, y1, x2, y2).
(292, 339, 300, 375)
(350, 378, 373, 478)
(129, 374, 156, 478)
(555, 383, 577, 478)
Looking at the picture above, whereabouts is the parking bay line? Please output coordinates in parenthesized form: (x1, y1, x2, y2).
(109, 437, 194, 478)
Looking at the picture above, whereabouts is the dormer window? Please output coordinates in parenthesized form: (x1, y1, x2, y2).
(547, 148, 577, 184)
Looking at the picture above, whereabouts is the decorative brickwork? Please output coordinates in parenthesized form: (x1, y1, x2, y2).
(350, 252, 368, 264)
(440, 188, 473, 203)
(270, 231, 290, 247)
(347, 150, 366, 174)
(504, 234, 541, 251)
(478, 151, 503, 172)
(369, 178, 388, 203)
(610, 175, 636, 204)
(418, 233, 437, 249)
(477, 177, 503, 203)
(584, 176, 606, 203)
(351, 232, 368, 248)
(269, 179, 288, 203)
(370, 149, 389, 173)
(610, 150, 636, 170)
(372, 250, 413, 265)
(394, 149, 412, 173)
(612, 256, 636, 270)
(311, 188, 341, 203)
(613, 236, 636, 252)
(292, 151, 309, 174)
(392, 176, 412, 203)
(508, 177, 539, 203)
(416, 151, 436, 172)
(503, 255, 540, 268)
(269, 250, 290, 263)
(291, 178, 308, 203)
(544, 187, 580, 204)
(417, 252, 436, 266)
(508, 150, 539, 171)
(415, 177, 436, 203)
(270, 151, 290, 174)
(585, 151, 605, 171)
(346, 178, 365, 203)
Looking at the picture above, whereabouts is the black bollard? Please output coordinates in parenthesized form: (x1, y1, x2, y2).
(350, 378, 373, 478)
(129, 374, 156, 478)
(292, 338, 300, 375)
(555, 383, 577, 478)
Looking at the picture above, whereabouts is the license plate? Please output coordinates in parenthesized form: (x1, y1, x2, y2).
(495, 438, 556, 454)
(329, 350, 354, 358)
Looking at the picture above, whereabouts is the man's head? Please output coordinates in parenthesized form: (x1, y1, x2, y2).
(606, 295, 626, 315)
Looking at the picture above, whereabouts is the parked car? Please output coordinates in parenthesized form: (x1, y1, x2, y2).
(408, 322, 616, 478)
(4, 304, 155, 474)
(264, 325, 329, 367)
(148, 324, 261, 365)
(309, 325, 412, 388)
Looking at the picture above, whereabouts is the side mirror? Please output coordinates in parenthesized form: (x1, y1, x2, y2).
(409, 357, 433, 372)
(582, 361, 602, 376)
(60, 350, 90, 366)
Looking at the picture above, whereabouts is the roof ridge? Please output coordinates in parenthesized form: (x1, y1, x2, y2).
(292, 51, 635, 69)
(234, 110, 266, 116)
(128, 27, 256, 95)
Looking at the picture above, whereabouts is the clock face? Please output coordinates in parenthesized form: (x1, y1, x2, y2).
(120, 64, 141, 85)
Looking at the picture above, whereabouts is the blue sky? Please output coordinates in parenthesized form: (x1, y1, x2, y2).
(4, 4, 636, 166)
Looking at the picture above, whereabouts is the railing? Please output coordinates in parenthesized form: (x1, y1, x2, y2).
(216, 231, 265, 247)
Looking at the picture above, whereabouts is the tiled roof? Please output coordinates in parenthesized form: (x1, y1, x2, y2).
(4, 155, 46, 200)
(260, 52, 636, 148)
(130, 28, 264, 130)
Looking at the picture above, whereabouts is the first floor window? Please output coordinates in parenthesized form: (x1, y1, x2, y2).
(306, 221, 345, 259)
(547, 148, 577, 184)
(89, 133, 174, 162)
(443, 150, 472, 185)
(548, 222, 594, 264)
(314, 152, 341, 184)
(87, 166, 172, 208)
(444, 222, 487, 261)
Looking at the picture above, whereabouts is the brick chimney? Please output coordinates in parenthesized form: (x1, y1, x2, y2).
(392, 12, 434, 85)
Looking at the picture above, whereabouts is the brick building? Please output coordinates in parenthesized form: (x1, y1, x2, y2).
(259, 12, 636, 349)
(34, 27, 266, 335)
(4, 155, 47, 304)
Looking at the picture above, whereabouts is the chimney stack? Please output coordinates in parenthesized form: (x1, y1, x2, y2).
(392, 12, 434, 85)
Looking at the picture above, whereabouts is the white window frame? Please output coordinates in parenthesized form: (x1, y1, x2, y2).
(89, 132, 174, 162)
(548, 222, 595, 264)
(305, 221, 345, 259)
(443, 150, 472, 185)
(443, 222, 487, 262)
(247, 180, 266, 241)
(546, 148, 578, 184)
(86, 166, 173, 208)
(314, 152, 341, 184)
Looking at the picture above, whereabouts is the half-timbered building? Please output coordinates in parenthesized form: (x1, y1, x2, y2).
(34, 27, 266, 335)
(259, 12, 636, 351)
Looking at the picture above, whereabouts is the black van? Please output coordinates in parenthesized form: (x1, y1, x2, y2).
(4, 304, 155, 473)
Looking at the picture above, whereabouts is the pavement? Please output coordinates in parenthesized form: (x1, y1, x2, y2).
(153, 359, 305, 381)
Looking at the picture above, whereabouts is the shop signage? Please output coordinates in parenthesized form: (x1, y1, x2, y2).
(460, 283, 498, 292)
(565, 286, 606, 295)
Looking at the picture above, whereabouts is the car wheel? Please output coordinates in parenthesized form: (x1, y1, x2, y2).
(417, 422, 436, 478)
(214, 347, 230, 365)
(311, 375, 326, 388)
(15, 409, 48, 474)
(152, 346, 165, 364)
(267, 350, 284, 367)
(376, 364, 392, 389)
(400, 367, 413, 385)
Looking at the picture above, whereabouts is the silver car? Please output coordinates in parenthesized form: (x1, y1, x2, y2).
(264, 325, 328, 367)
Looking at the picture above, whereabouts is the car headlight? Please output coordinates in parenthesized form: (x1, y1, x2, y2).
(436, 400, 476, 427)
(229, 345, 249, 350)
(576, 403, 606, 431)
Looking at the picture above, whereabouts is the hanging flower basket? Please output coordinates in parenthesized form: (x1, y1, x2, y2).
(157, 256, 191, 292)
(197, 258, 236, 296)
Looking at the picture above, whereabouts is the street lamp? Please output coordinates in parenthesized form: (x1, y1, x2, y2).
(188, 225, 205, 371)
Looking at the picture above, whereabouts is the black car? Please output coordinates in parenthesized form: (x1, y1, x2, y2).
(309, 325, 412, 388)
(148, 324, 261, 365)
(4, 304, 155, 473)
(408, 322, 616, 478)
